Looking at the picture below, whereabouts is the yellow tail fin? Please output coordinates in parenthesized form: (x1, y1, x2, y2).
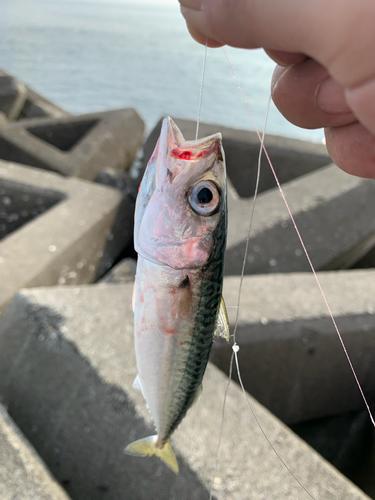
(124, 435, 179, 474)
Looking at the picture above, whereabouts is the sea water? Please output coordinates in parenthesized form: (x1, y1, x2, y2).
(0, 0, 324, 142)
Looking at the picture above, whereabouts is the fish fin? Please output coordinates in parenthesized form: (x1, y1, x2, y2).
(124, 435, 179, 474)
(133, 375, 142, 392)
(214, 297, 230, 342)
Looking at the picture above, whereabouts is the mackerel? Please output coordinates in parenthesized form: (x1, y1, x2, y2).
(125, 117, 229, 473)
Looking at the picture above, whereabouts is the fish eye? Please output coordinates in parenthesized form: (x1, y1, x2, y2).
(188, 181, 220, 216)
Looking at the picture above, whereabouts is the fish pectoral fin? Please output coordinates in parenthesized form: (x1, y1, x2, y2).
(124, 435, 179, 474)
(214, 296, 231, 342)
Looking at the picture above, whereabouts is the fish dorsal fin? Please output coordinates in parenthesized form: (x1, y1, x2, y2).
(214, 297, 230, 342)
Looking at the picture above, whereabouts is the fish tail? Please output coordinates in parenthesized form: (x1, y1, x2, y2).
(124, 435, 179, 474)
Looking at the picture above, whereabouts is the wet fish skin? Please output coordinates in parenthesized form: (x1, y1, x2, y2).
(125, 117, 228, 473)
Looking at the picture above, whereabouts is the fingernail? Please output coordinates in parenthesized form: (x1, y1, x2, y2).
(316, 77, 351, 114)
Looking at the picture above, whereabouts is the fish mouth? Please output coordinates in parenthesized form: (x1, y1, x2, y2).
(153, 117, 223, 190)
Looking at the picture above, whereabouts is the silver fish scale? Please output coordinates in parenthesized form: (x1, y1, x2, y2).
(162, 197, 227, 441)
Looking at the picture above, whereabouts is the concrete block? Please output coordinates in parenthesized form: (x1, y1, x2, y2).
(353, 244, 375, 269)
(0, 404, 71, 500)
(0, 74, 28, 121)
(225, 164, 375, 275)
(143, 117, 330, 197)
(0, 160, 130, 314)
(210, 271, 375, 425)
(98, 258, 137, 284)
(94, 168, 140, 197)
(93, 169, 140, 277)
(0, 284, 370, 500)
(18, 91, 68, 120)
(290, 410, 373, 482)
(0, 108, 144, 179)
(0, 69, 68, 121)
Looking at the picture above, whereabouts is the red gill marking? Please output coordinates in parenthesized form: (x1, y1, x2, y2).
(173, 150, 194, 160)
(170, 141, 220, 161)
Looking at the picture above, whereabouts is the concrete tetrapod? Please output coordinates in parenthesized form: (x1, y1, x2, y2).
(0, 404, 72, 500)
(0, 283, 370, 500)
(211, 271, 375, 424)
(0, 68, 68, 121)
(0, 108, 144, 179)
(225, 164, 375, 275)
(0, 160, 133, 315)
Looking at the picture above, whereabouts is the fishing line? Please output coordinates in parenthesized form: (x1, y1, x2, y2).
(234, 92, 316, 499)
(214, 47, 375, 499)
(208, 350, 234, 500)
(231, 95, 271, 346)
(233, 348, 316, 500)
(195, 38, 208, 141)
(222, 48, 375, 429)
(208, 88, 270, 500)
(213, 79, 317, 499)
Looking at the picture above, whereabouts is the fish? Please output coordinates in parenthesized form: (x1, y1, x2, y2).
(125, 116, 230, 473)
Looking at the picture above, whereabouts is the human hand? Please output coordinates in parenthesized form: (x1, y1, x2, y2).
(179, 0, 375, 178)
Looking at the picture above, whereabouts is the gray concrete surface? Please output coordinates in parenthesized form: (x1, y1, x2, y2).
(0, 283, 370, 500)
(0, 68, 68, 121)
(0, 108, 144, 179)
(93, 169, 140, 278)
(290, 409, 374, 493)
(0, 160, 131, 314)
(0, 74, 28, 121)
(143, 117, 330, 197)
(210, 271, 375, 425)
(98, 258, 136, 284)
(225, 164, 375, 275)
(0, 404, 71, 500)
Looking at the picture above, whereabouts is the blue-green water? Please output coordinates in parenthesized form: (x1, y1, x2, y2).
(0, 0, 324, 142)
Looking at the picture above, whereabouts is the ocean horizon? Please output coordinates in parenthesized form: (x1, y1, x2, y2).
(0, 0, 324, 143)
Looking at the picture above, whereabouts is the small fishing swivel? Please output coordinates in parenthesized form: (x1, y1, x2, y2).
(232, 343, 240, 353)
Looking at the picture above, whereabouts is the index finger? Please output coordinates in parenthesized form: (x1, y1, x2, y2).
(179, 0, 375, 88)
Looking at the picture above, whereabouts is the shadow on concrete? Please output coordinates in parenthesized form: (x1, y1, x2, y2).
(27, 119, 99, 152)
(0, 302, 215, 500)
(0, 178, 64, 241)
(210, 314, 375, 498)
